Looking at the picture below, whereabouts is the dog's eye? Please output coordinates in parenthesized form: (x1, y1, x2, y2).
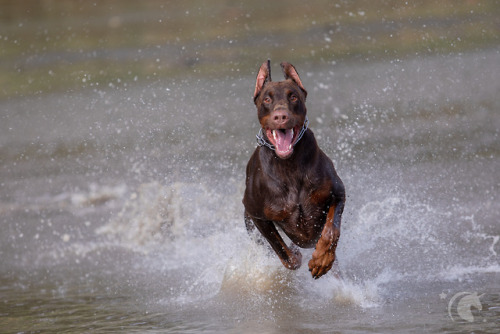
(290, 94, 298, 102)
(264, 97, 272, 104)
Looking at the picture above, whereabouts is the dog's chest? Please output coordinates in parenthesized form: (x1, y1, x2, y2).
(263, 178, 326, 224)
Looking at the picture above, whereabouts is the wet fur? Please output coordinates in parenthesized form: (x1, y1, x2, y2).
(243, 61, 346, 279)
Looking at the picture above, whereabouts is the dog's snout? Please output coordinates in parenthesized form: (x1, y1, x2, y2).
(272, 109, 289, 125)
(273, 112, 288, 122)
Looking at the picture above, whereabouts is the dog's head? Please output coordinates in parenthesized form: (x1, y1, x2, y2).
(253, 60, 308, 159)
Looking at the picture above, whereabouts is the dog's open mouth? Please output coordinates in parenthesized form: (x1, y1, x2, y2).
(266, 125, 301, 159)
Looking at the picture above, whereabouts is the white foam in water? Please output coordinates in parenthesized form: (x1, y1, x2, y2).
(96, 182, 182, 247)
(437, 264, 500, 282)
(220, 243, 291, 294)
(70, 183, 128, 208)
(88, 176, 498, 313)
(91, 181, 385, 311)
(342, 186, 500, 287)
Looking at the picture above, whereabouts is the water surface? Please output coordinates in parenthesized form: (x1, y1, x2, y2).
(1, 48, 499, 333)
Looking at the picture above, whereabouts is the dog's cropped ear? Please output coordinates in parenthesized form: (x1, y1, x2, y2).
(281, 62, 307, 98)
(253, 59, 272, 100)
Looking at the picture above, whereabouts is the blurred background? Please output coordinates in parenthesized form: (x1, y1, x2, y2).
(1, 0, 499, 99)
(1, 1, 499, 333)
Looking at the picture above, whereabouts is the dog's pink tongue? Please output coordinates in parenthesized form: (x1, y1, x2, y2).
(274, 129, 293, 156)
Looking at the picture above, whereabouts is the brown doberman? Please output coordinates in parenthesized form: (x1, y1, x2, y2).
(243, 60, 345, 279)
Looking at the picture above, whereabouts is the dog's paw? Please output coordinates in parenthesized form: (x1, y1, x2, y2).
(280, 245, 302, 270)
(308, 227, 340, 279)
(308, 248, 335, 279)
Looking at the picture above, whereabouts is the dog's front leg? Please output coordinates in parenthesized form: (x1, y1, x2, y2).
(308, 192, 345, 279)
(249, 216, 302, 270)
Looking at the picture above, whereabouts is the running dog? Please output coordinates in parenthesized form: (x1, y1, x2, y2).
(243, 60, 345, 279)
